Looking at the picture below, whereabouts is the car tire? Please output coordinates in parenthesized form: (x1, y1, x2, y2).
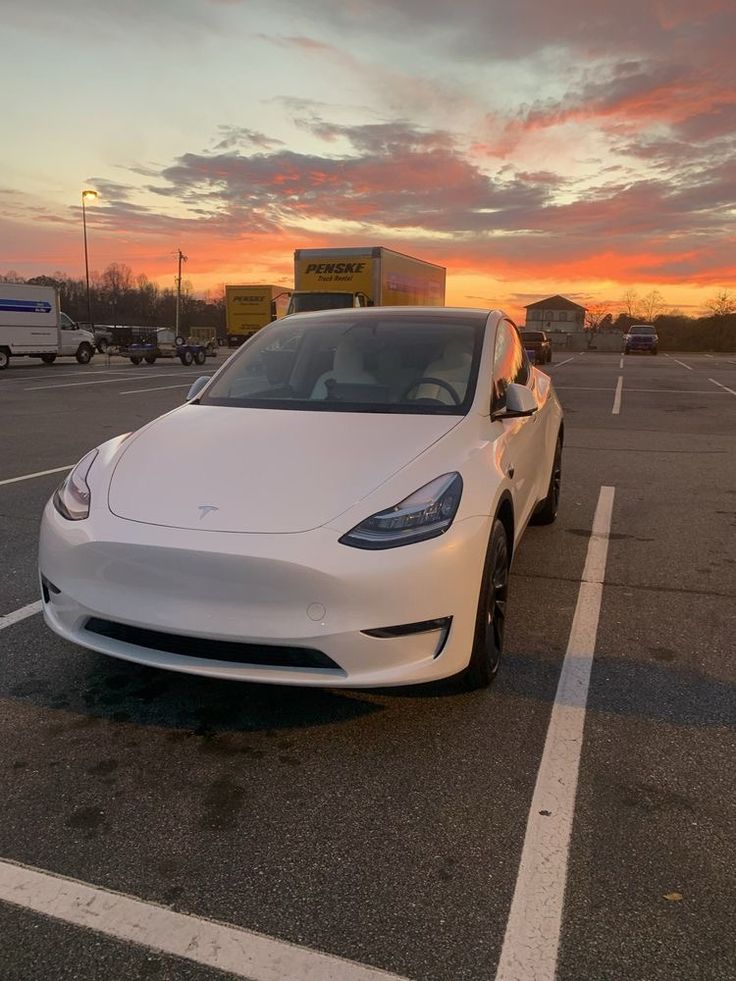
(194, 349, 206, 365)
(0, 347, 9, 370)
(130, 356, 142, 365)
(76, 344, 93, 365)
(97, 339, 108, 354)
(179, 350, 194, 366)
(40, 353, 57, 365)
(175, 335, 185, 347)
(462, 518, 510, 690)
(144, 354, 157, 364)
(530, 435, 562, 526)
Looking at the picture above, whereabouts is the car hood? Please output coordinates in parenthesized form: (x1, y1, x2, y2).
(107, 404, 461, 533)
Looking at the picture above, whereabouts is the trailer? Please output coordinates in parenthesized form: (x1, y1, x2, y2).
(119, 328, 208, 366)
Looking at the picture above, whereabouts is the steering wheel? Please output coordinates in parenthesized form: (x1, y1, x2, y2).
(402, 376, 462, 405)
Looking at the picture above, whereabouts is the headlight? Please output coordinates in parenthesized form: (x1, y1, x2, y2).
(53, 449, 98, 521)
(340, 473, 463, 550)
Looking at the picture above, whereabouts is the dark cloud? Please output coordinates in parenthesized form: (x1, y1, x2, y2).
(212, 126, 285, 151)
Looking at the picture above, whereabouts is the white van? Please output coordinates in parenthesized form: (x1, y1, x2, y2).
(0, 283, 96, 369)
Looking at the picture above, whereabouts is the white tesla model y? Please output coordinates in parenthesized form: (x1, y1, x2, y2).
(39, 308, 563, 689)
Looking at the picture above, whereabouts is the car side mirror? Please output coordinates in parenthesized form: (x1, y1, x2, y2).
(186, 376, 211, 401)
(493, 382, 538, 420)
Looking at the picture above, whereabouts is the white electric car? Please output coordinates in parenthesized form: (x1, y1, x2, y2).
(39, 307, 563, 689)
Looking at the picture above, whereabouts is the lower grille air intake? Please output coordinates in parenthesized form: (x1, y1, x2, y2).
(84, 618, 340, 670)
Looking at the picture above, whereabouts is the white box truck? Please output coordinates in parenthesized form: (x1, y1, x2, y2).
(288, 247, 446, 315)
(0, 283, 96, 369)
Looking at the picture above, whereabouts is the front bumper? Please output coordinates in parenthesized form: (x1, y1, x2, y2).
(39, 501, 490, 687)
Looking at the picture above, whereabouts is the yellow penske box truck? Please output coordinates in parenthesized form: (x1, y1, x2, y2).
(288, 247, 446, 315)
(225, 285, 289, 346)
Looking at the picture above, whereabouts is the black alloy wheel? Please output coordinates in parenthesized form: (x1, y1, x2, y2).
(463, 519, 510, 690)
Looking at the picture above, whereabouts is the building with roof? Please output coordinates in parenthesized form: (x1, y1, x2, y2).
(524, 295, 586, 334)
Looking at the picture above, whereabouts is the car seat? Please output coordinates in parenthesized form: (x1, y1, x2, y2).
(310, 337, 378, 399)
(414, 339, 473, 404)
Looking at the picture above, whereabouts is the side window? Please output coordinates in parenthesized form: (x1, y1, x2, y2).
(60, 313, 75, 330)
(493, 321, 530, 410)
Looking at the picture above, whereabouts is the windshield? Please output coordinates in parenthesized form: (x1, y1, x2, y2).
(630, 325, 655, 334)
(200, 312, 484, 415)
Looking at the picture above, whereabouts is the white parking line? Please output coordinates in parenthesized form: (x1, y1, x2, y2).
(549, 356, 577, 369)
(664, 354, 693, 371)
(0, 858, 407, 981)
(120, 383, 191, 396)
(495, 485, 615, 981)
(709, 377, 736, 396)
(612, 376, 623, 414)
(619, 356, 624, 369)
(26, 371, 203, 392)
(2, 368, 135, 383)
(0, 465, 72, 488)
(0, 601, 42, 631)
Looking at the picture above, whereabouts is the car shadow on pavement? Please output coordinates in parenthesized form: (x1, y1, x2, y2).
(11, 649, 390, 734)
(502, 653, 736, 728)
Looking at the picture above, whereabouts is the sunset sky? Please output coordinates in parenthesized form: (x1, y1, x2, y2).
(1, 0, 734, 321)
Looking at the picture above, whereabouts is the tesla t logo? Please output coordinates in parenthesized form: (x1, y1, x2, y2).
(198, 505, 219, 520)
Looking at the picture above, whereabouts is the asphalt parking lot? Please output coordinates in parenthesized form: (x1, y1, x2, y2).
(1, 348, 735, 981)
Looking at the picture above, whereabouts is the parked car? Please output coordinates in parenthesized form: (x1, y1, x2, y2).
(520, 329, 552, 364)
(39, 307, 563, 691)
(624, 324, 658, 355)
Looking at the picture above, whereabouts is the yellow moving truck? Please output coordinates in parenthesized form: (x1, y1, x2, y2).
(288, 247, 446, 315)
(225, 285, 289, 346)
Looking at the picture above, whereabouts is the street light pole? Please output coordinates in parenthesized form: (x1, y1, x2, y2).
(81, 189, 98, 332)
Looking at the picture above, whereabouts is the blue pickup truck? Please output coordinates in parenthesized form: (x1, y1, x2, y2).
(624, 324, 658, 355)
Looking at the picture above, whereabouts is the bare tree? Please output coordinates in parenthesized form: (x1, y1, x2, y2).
(621, 289, 639, 318)
(638, 290, 665, 322)
(705, 289, 736, 317)
(585, 301, 610, 333)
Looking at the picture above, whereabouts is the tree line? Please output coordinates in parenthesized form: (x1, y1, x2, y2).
(2, 266, 734, 350)
(0, 264, 226, 336)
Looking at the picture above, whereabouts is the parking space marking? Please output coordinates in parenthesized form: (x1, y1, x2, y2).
(0, 601, 42, 631)
(709, 378, 736, 397)
(120, 383, 192, 395)
(495, 485, 615, 981)
(0, 465, 72, 488)
(25, 371, 204, 392)
(548, 356, 577, 369)
(619, 356, 624, 369)
(664, 354, 693, 371)
(612, 377, 623, 414)
(0, 858, 408, 981)
(2, 368, 135, 383)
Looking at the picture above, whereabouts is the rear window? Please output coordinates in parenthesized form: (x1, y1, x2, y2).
(629, 326, 655, 334)
(521, 331, 545, 341)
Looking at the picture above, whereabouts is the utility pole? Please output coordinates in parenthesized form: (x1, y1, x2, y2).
(175, 249, 187, 339)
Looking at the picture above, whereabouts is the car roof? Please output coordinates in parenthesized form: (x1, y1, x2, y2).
(283, 306, 497, 324)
